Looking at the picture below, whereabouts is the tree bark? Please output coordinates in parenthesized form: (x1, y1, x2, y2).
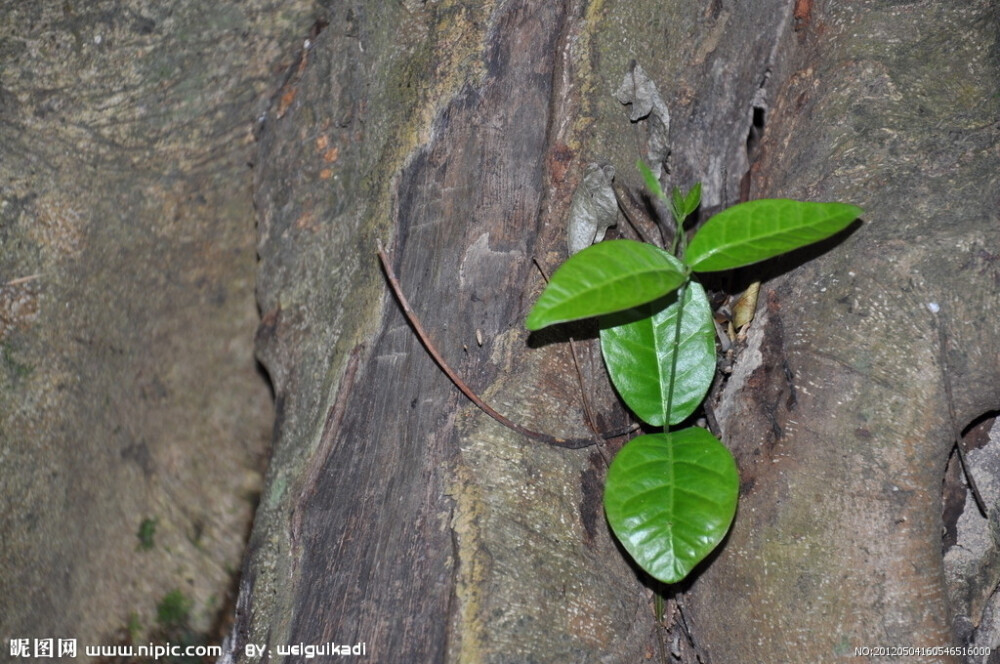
(686, 2, 1000, 662)
(0, 0, 311, 649)
(234, 1, 1000, 662)
(243, 3, 653, 661)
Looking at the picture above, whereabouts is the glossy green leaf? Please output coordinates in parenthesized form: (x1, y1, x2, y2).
(684, 199, 862, 272)
(604, 429, 739, 584)
(599, 282, 715, 426)
(526, 240, 687, 331)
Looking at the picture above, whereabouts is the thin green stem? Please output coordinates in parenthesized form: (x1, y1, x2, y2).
(662, 196, 693, 432)
(662, 280, 689, 431)
(670, 201, 690, 260)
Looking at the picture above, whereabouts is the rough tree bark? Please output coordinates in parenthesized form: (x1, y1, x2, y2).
(4, 0, 995, 661)
(688, 2, 1000, 662)
(242, 3, 654, 661)
(0, 0, 314, 649)
(233, 0, 998, 662)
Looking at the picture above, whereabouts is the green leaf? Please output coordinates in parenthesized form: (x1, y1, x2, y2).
(672, 183, 701, 224)
(604, 429, 739, 584)
(637, 160, 666, 201)
(599, 282, 715, 426)
(684, 199, 862, 272)
(671, 188, 685, 223)
(526, 240, 687, 331)
(682, 183, 702, 219)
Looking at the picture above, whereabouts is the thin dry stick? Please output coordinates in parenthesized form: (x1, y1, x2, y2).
(935, 310, 987, 516)
(532, 256, 640, 440)
(376, 240, 599, 450)
(4, 274, 41, 287)
(532, 257, 598, 435)
(532, 257, 624, 466)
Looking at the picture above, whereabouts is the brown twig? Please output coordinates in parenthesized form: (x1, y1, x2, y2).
(532, 257, 598, 435)
(4, 274, 42, 287)
(533, 257, 626, 465)
(376, 240, 600, 449)
(935, 310, 987, 516)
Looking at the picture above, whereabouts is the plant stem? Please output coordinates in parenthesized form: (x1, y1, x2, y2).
(670, 201, 690, 260)
(663, 281, 688, 431)
(659, 195, 696, 431)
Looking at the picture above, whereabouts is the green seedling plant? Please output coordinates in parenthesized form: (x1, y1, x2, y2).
(526, 163, 862, 583)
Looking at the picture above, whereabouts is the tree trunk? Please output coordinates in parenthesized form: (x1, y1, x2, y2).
(235, 0, 1000, 662)
(243, 3, 654, 660)
(685, 2, 1000, 662)
(0, 0, 312, 650)
(5, 0, 996, 661)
